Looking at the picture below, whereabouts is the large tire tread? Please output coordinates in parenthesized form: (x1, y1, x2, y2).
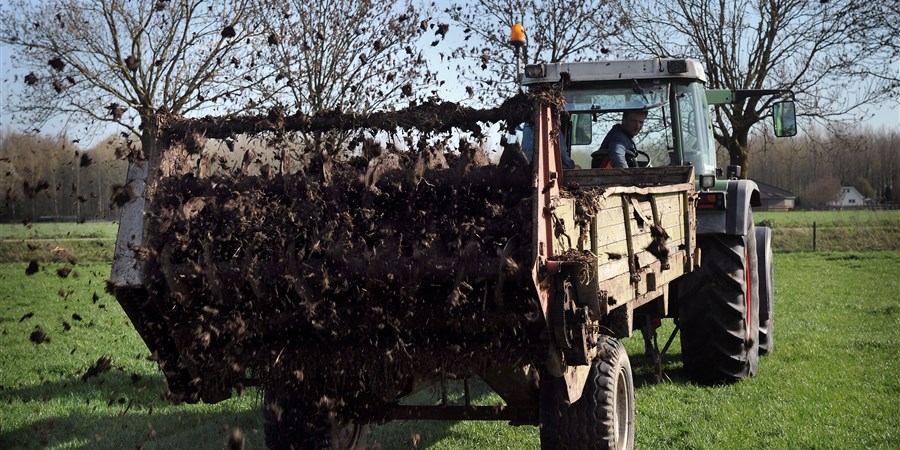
(679, 225, 759, 384)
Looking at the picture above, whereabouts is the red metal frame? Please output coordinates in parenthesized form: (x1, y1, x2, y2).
(530, 102, 562, 324)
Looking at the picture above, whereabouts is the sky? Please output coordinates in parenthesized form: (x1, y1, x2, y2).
(859, 103, 899, 131)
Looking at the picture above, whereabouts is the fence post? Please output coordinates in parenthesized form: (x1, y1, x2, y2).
(812, 221, 817, 251)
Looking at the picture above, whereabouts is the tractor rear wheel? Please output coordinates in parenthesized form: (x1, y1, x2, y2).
(679, 223, 760, 383)
(540, 336, 634, 450)
(263, 386, 368, 450)
(756, 226, 775, 355)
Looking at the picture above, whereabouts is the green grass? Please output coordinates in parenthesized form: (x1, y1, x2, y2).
(0, 240, 115, 264)
(0, 263, 264, 449)
(626, 251, 900, 448)
(2, 211, 896, 263)
(2, 252, 898, 449)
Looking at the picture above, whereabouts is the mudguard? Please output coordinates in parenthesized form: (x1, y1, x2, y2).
(696, 179, 760, 236)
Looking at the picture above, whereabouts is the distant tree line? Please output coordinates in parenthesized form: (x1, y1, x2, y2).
(0, 131, 128, 222)
(746, 126, 898, 208)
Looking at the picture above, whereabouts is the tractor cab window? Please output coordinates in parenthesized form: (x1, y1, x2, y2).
(674, 82, 717, 175)
(564, 82, 673, 167)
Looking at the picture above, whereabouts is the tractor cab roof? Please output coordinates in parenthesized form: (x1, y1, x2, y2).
(521, 58, 708, 85)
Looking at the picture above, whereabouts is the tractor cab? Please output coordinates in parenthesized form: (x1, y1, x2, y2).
(520, 58, 795, 177)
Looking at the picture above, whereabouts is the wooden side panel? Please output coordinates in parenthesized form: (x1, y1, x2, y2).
(551, 181, 695, 338)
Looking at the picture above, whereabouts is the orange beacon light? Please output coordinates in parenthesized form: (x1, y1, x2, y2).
(510, 23, 526, 48)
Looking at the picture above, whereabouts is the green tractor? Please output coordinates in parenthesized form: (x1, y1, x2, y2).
(522, 57, 793, 385)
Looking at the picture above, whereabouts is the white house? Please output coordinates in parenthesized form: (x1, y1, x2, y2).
(830, 186, 868, 208)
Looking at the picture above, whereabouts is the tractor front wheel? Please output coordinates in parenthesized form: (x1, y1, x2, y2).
(679, 222, 760, 383)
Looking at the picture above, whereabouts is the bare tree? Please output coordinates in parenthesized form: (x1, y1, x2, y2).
(0, 0, 273, 144)
(801, 176, 842, 209)
(446, 0, 627, 103)
(259, 0, 428, 114)
(617, 0, 899, 179)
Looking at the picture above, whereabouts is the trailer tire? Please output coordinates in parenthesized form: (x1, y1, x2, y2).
(263, 387, 368, 450)
(756, 226, 774, 355)
(679, 222, 760, 384)
(540, 336, 634, 450)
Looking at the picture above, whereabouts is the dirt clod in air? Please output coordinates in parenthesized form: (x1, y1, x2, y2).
(23, 180, 50, 198)
(228, 428, 245, 450)
(107, 103, 126, 120)
(30, 326, 50, 344)
(110, 184, 133, 207)
(48, 57, 65, 71)
(125, 55, 140, 71)
(82, 356, 112, 382)
(26, 260, 40, 275)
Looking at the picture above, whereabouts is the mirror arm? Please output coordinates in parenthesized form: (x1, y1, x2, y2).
(731, 89, 794, 103)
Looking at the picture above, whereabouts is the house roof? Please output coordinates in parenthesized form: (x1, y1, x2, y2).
(751, 179, 796, 200)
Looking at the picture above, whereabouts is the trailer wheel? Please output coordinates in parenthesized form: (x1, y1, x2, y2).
(679, 223, 759, 383)
(756, 226, 774, 355)
(263, 387, 368, 450)
(540, 336, 634, 450)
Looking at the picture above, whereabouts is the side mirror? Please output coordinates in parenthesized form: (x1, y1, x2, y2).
(773, 101, 797, 137)
(570, 113, 593, 146)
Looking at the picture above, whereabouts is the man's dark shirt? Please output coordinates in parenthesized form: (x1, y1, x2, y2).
(591, 124, 637, 168)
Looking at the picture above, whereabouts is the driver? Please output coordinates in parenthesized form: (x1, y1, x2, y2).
(591, 109, 648, 168)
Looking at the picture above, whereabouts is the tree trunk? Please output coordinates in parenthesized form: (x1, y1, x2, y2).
(724, 126, 752, 179)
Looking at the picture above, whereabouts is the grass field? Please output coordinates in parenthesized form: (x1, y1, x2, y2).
(1, 251, 898, 449)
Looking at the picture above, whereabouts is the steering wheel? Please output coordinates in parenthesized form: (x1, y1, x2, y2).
(636, 150, 652, 168)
